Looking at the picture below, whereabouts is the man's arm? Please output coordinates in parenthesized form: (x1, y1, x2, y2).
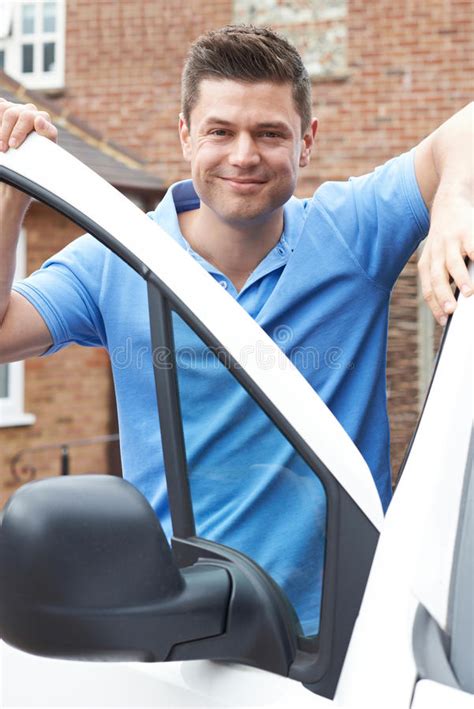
(0, 99, 58, 362)
(414, 102, 473, 325)
(0, 292, 53, 364)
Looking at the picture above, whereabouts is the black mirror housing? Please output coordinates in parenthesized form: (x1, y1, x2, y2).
(2, 475, 184, 607)
(0, 475, 298, 676)
(0, 475, 230, 661)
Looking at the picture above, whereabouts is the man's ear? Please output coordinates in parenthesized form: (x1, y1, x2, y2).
(179, 113, 192, 162)
(299, 118, 318, 168)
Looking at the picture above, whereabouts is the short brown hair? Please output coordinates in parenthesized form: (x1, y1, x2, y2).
(181, 25, 312, 135)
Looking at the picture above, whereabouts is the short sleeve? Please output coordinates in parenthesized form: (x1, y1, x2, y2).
(313, 149, 430, 290)
(12, 234, 108, 355)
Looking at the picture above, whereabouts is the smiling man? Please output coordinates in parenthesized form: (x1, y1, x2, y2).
(0, 25, 473, 635)
(177, 78, 316, 290)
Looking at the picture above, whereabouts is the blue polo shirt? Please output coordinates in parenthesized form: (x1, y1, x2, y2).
(13, 149, 429, 635)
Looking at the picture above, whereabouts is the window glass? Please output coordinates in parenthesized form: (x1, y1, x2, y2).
(22, 43, 33, 72)
(172, 312, 327, 637)
(21, 3, 35, 34)
(42, 2, 56, 32)
(43, 41, 54, 71)
(0, 364, 8, 398)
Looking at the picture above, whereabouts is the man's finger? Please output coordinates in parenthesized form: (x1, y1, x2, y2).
(430, 263, 456, 316)
(33, 112, 58, 143)
(445, 246, 473, 298)
(0, 102, 37, 149)
(7, 109, 38, 148)
(422, 286, 448, 325)
(418, 257, 448, 325)
(0, 106, 21, 151)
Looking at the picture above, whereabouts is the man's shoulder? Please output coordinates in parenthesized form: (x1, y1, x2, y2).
(42, 233, 109, 272)
(305, 150, 421, 224)
(40, 232, 137, 293)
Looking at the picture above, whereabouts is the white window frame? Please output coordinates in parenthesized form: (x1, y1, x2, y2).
(0, 1, 66, 91)
(0, 230, 36, 427)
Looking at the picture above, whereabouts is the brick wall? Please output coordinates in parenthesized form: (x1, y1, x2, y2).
(63, 0, 234, 180)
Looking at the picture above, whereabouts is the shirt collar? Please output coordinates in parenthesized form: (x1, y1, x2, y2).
(148, 179, 307, 281)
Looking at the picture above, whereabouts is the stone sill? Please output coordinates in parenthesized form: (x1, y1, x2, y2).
(0, 412, 36, 428)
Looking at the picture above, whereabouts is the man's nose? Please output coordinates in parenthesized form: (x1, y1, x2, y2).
(228, 133, 260, 168)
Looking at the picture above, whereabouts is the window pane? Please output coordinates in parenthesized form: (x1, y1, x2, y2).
(172, 312, 327, 637)
(0, 49, 4, 70)
(43, 2, 56, 32)
(43, 41, 55, 72)
(21, 3, 35, 34)
(22, 43, 34, 73)
(0, 364, 9, 398)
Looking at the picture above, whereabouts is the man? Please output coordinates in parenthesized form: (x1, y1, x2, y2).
(0, 26, 473, 635)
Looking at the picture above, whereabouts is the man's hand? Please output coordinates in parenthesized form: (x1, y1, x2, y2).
(415, 102, 474, 326)
(418, 188, 474, 326)
(0, 98, 58, 153)
(0, 99, 59, 213)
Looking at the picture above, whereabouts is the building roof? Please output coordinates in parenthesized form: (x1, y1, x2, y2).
(0, 71, 164, 195)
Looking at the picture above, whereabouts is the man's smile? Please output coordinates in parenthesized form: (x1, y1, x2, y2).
(216, 175, 269, 191)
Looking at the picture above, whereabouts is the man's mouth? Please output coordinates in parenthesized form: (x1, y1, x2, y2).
(222, 177, 266, 183)
(218, 176, 268, 188)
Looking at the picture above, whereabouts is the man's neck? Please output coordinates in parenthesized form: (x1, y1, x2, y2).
(178, 203, 284, 292)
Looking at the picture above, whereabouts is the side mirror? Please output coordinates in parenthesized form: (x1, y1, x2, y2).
(0, 475, 229, 661)
(0, 476, 296, 674)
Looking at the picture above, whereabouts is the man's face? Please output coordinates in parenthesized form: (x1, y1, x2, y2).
(179, 79, 317, 226)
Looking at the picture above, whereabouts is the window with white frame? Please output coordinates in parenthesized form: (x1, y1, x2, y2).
(0, 1, 65, 90)
(0, 230, 36, 427)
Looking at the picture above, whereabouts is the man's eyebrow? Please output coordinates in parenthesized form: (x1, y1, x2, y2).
(201, 117, 291, 131)
(201, 117, 233, 126)
(254, 121, 291, 131)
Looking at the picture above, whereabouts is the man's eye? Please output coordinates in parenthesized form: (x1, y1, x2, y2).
(210, 129, 229, 136)
(261, 132, 281, 139)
